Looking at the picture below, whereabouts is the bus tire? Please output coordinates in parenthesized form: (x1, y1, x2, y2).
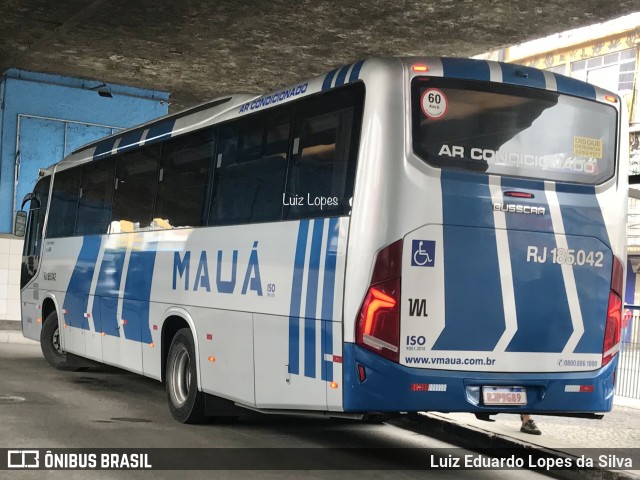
(40, 310, 78, 370)
(166, 328, 207, 424)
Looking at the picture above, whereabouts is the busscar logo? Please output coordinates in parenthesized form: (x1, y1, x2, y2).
(8, 450, 39, 468)
(411, 240, 435, 267)
(493, 203, 545, 215)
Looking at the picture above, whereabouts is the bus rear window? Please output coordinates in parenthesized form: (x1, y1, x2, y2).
(411, 77, 617, 184)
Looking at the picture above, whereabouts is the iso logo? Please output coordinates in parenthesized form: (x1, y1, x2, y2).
(7, 450, 39, 468)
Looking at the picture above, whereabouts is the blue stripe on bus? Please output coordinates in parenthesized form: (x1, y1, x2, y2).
(322, 322, 333, 382)
(288, 220, 310, 375)
(499, 180, 573, 353)
(117, 129, 144, 154)
(322, 69, 339, 91)
(441, 58, 490, 81)
(626, 259, 636, 305)
(435, 170, 505, 350)
(554, 184, 612, 354)
(499, 63, 546, 90)
(554, 74, 596, 100)
(62, 236, 102, 329)
(146, 119, 176, 144)
(504, 234, 574, 353)
(93, 138, 117, 160)
(95, 248, 126, 336)
(122, 245, 157, 343)
(567, 236, 611, 354)
(321, 218, 339, 381)
(335, 64, 352, 87)
(304, 219, 325, 378)
(498, 178, 572, 353)
(555, 184, 611, 249)
(348, 60, 365, 83)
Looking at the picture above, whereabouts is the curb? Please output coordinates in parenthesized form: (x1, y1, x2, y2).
(0, 329, 39, 346)
(390, 413, 639, 480)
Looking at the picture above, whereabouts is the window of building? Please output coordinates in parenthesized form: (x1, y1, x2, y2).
(571, 48, 636, 92)
(545, 64, 566, 75)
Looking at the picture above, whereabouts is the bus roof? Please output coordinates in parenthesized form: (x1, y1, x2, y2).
(48, 56, 618, 175)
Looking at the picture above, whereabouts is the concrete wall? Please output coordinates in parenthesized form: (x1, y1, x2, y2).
(0, 236, 22, 322)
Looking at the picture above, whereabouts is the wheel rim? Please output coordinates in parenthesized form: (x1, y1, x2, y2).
(52, 327, 62, 354)
(170, 347, 191, 407)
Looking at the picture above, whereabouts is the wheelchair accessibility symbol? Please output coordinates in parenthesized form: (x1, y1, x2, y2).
(411, 240, 435, 267)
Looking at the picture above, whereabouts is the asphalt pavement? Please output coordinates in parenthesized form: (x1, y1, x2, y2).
(1, 330, 638, 479)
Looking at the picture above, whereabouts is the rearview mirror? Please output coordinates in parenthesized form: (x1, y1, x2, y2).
(14, 210, 27, 237)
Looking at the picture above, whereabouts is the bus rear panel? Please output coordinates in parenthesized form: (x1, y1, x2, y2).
(342, 58, 626, 415)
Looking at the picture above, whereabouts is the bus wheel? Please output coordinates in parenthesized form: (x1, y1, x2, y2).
(166, 328, 207, 424)
(40, 311, 76, 370)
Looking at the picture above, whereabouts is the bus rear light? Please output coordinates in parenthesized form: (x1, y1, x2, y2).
(603, 256, 624, 367)
(602, 291, 622, 366)
(357, 279, 400, 362)
(357, 364, 366, 382)
(504, 191, 534, 198)
(611, 256, 624, 297)
(356, 240, 402, 363)
(564, 385, 595, 392)
(412, 64, 429, 72)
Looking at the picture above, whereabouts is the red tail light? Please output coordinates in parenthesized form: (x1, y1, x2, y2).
(356, 240, 402, 362)
(602, 256, 624, 366)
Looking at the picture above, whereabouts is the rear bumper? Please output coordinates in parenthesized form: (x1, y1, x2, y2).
(343, 344, 616, 413)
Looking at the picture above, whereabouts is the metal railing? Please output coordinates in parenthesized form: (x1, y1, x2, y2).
(616, 312, 640, 399)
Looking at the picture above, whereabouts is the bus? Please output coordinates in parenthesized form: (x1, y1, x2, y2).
(17, 57, 627, 423)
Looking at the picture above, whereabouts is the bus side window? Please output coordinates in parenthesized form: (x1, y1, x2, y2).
(21, 177, 50, 288)
(284, 85, 362, 220)
(155, 128, 216, 229)
(76, 158, 115, 235)
(111, 145, 160, 232)
(24, 177, 50, 257)
(47, 168, 81, 238)
(208, 110, 291, 226)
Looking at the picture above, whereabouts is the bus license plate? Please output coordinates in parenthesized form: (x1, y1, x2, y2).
(482, 386, 527, 405)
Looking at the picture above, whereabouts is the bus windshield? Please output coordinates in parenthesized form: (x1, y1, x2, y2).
(411, 77, 618, 184)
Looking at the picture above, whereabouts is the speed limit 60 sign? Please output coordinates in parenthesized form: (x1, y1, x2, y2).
(421, 88, 448, 120)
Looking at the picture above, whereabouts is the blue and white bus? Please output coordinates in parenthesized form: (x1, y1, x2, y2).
(18, 57, 627, 423)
